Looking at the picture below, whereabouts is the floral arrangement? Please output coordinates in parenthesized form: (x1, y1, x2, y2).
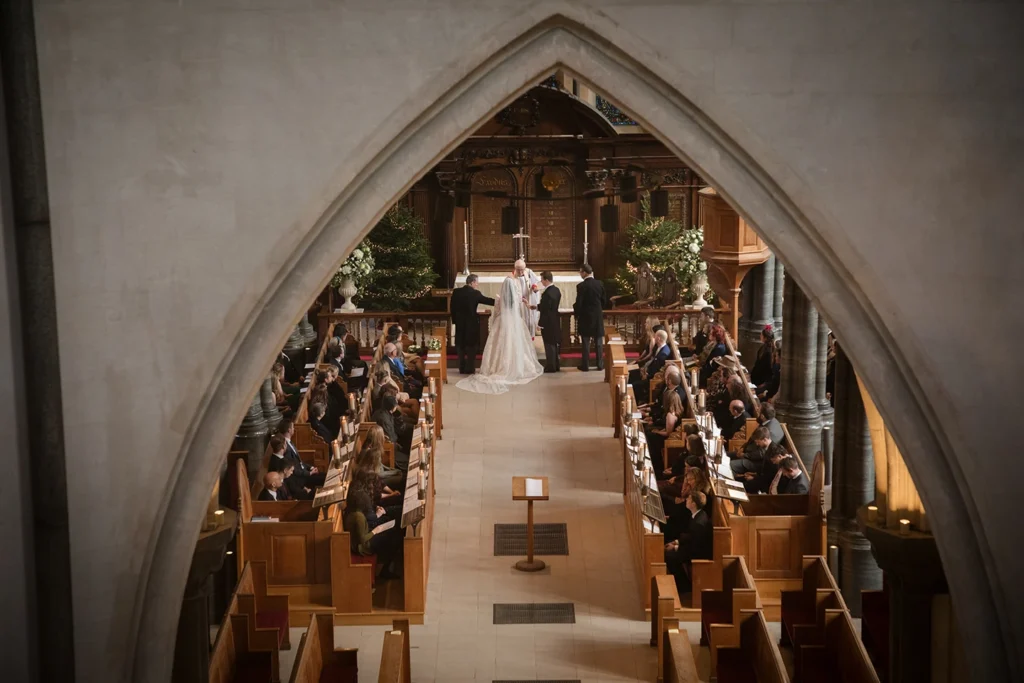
(330, 246, 375, 288)
(425, 337, 442, 351)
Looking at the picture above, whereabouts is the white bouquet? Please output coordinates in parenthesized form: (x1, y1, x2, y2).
(330, 244, 375, 288)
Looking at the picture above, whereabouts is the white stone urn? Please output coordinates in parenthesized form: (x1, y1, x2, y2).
(691, 273, 709, 308)
(338, 278, 358, 312)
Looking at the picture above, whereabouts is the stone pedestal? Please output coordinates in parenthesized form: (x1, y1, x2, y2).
(172, 509, 238, 683)
(299, 311, 317, 348)
(235, 392, 269, 483)
(259, 375, 282, 434)
(860, 507, 947, 683)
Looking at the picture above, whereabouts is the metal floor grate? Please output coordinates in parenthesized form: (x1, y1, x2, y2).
(493, 523, 568, 556)
(493, 602, 576, 625)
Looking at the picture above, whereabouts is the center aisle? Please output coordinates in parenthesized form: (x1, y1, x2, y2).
(287, 370, 699, 682)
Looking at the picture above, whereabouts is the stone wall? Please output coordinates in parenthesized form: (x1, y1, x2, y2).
(29, 2, 1024, 682)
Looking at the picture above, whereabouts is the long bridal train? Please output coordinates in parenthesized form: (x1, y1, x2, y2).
(456, 276, 543, 395)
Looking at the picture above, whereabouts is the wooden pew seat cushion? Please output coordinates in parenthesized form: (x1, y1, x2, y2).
(232, 652, 274, 683)
(254, 610, 289, 647)
(319, 656, 358, 683)
(351, 553, 377, 586)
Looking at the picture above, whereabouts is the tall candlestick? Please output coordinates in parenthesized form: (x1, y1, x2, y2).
(463, 220, 470, 275)
(689, 368, 699, 392)
(583, 219, 589, 266)
(698, 389, 706, 411)
(348, 392, 356, 414)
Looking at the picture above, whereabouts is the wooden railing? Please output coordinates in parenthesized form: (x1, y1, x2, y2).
(320, 307, 722, 355)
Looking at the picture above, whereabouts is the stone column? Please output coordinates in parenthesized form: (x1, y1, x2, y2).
(861, 516, 948, 683)
(259, 374, 282, 434)
(299, 311, 317, 348)
(172, 509, 237, 683)
(235, 392, 269, 483)
(827, 342, 881, 615)
(282, 323, 306, 375)
(772, 258, 785, 339)
(773, 277, 823, 467)
(738, 255, 775, 361)
(816, 317, 835, 480)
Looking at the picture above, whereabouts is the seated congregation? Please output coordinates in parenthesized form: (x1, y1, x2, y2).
(219, 318, 442, 683)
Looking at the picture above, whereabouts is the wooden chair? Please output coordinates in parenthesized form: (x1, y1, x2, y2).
(660, 267, 684, 308)
(610, 262, 658, 308)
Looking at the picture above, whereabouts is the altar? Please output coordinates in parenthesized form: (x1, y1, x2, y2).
(454, 271, 584, 309)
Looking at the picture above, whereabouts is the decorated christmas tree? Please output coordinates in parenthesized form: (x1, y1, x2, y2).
(613, 193, 711, 303)
(356, 204, 439, 310)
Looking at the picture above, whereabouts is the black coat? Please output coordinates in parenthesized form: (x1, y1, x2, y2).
(750, 343, 773, 387)
(537, 285, 562, 344)
(450, 285, 495, 347)
(574, 276, 605, 338)
(681, 509, 713, 561)
(258, 487, 289, 502)
(778, 471, 809, 495)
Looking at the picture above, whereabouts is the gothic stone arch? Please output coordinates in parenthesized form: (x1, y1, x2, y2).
(130, 15, 1012, 683)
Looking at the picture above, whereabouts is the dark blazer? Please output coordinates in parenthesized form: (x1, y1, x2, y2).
(283, 474, 312, 501)
(573, 276, 605, 338)
(258, 487, 290, 502)
(762, 417, 785, 445)
(309, 415, 334, 444)
(699, 343, 728, 387)
(750, 343, 773, 386)
(267, 453, 289, 473)
(692, 328, 708, 356)
(537, 285, 562, 344)
(722, 410, 751, 440)
(778, 471, 809, 495)
(682, 509, 713, 561)
(450, 285, 495, 347)
(645, 344, 672, 378)
(759, 362, 781, 399)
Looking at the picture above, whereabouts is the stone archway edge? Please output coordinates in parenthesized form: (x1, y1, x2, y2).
(129, 12, 1013, 683)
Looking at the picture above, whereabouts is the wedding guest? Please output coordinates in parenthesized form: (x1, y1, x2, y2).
(271, 361, 300, 413)
(279, 462, 312, 501)
(722, 399, 751, 440)
(371, 394, 412, 469)
(646, 388, 684, 472)
(749, 325, 775, 387)
(309, 402, 334, 444)
(344, 489, 403, 580)
(258, 471, 290, 501)
(357, 424, 404, 490)
(349, 443, 402, 520)
(691, 306, 716, 355)
(342, 338, 369, 392)
(731, 426, 786, 493)
(757, 341, 782, 401)
(665, 491, 712, 593)
(450, 274, 496, 375)
(574, 264, 606, 371)
(699, 325, 728, 388)
(754, 402, 785, 445)
(534, 271, 562, 372)
(769, 456, 809, 495)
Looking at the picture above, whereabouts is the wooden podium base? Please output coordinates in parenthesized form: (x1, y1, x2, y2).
(515, 559, 546, 573)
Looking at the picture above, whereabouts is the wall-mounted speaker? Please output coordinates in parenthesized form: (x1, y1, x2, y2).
(650, 188, 669, 218)
(454, 180, 471, 208)
(435, 193, 455, 224)
(534, 170, 552, 200)
(600, 203, 618, 233)
(620, 174, 637, 204)
(501, 205, 518, 234)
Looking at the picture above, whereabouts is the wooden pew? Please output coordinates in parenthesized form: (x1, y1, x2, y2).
(780, 555, 845, 647)
(287, 614, 358, 683)
(701, 555, 762, 677)
(662, 627, 700, 683)
(651, 574, 683, 676)
(714, 609, 790, 683)
(211, 563, 287, 683)
(608, 342, 627, 429)
(235, 441, 436, 626)
(604, 324, 624, 383)
(210, 612, 277, 683)
(797, 609, 880, 683)
(860, 581, 889, 680)
(377, 628, 408, 683)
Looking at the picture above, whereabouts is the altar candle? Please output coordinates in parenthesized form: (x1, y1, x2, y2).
(348, 392, 356, 413)
(899, 518, 911, 535)
(690, 368, 699, 390)
(429, 377, 436, 396)
(339, 417, 348, 438)
(583, 219, 588, 245)
(213, 508, 225, 528)
(463, 220, 468, 248)
(867, 505, 878, 523)
(698, 389, 706, 411)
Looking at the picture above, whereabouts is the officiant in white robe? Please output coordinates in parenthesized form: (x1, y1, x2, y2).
(514, 259, 542, 336)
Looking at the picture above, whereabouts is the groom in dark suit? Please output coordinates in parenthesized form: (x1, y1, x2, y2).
(574, 264, 606, 371)
(450, 274, 495, 374)
(534, 271, 561, 372)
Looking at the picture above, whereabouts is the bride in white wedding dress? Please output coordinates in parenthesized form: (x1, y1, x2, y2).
(456, 274, 544, 395)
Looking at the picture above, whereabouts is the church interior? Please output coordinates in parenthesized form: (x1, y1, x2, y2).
(3, 3, 1023, 683)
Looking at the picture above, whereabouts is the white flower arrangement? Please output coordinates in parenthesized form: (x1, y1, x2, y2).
(330, 243, 375, 288)
(425, 337, 442, 351)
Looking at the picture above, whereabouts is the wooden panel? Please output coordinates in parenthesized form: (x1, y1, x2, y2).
(525, 166, 575, 263)
(271, 533, 312, 583)
(469, 168, 517, 265)
(753, 528, 792, 572)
